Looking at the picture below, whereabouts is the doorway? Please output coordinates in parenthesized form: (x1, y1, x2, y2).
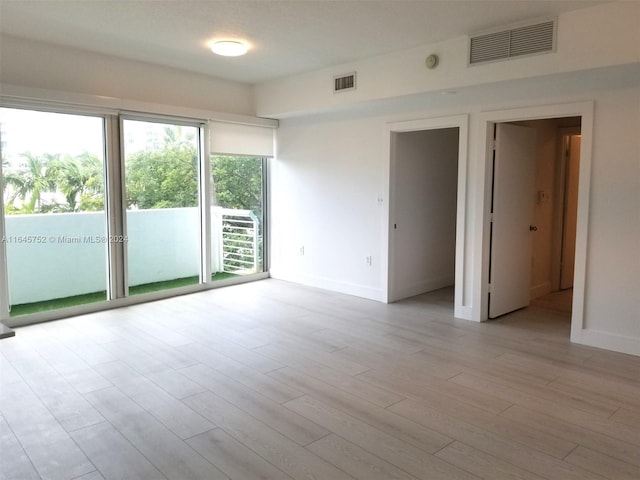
(388, 123, 462, 304)
(488, 117, 582, 321)
(558, 129, 582, 291)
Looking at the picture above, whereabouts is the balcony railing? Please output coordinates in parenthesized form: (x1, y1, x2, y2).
(219, 209, 260, 274)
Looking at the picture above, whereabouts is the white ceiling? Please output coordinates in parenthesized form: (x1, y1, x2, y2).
(0, 0, 606, 85)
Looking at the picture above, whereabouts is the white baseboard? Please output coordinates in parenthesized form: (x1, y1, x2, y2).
(530, 281, 552, 300)
(269, 268, 385, 302)
(571, 328, 640, 356)
(390, 275, 455, 303)
(454, 305, 473, 320)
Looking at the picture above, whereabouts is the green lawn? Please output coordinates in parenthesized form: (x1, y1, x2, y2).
(9, 291, 108, 317)
(10, 271, 239, 317)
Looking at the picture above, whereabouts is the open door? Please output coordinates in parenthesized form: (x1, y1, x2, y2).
(489, 123, 537, 318)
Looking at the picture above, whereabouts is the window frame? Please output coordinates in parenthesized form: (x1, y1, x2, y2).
(0, 103, 270, 327)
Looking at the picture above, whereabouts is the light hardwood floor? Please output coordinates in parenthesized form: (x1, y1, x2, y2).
(1, 280, 638, 480)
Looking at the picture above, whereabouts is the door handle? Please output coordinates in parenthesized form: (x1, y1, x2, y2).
(529, 225, 538, 231)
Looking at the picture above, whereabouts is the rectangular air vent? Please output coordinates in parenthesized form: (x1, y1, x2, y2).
(469, 18, 556, 65)
(334, 72, 356, 93)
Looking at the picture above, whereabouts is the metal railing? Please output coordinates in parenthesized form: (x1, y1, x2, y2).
(219, 209, 259, 274)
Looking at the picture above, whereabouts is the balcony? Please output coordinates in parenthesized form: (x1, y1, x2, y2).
(4, 207, 260, 314)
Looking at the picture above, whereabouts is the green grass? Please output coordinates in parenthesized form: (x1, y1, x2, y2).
(128, 276, 200, 296)
(210, 271, 239, 281)
(9, 291, 108, 317)
(10, 271, 239, 317)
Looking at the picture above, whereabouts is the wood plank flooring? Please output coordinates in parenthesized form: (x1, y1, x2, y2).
(1, 280, 638, 480)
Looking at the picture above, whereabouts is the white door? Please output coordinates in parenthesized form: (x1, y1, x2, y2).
(489, 123, 537, 318)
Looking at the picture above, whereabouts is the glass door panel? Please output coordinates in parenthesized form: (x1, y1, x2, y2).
(123, 119, 201, 294)
(0, 107, 108, 316)
(210, 155, 265, 280)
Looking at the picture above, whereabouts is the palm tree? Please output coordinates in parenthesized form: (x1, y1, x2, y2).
(3, 152, 58, 213)
(163, 126, 195, 150)
(51, 153, 103, 211)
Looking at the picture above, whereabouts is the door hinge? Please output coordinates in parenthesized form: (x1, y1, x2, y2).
(488, 283, 492, 293)
(492, 140, 497, 150)
(489, 213, 494, 222)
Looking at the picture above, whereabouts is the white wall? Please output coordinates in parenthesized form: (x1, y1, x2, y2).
(256, 2, 640, 117)
(265, 1, 639, 356)
(6, 212, 107, 304)
(390, 128, 458, 301)
(529, 120, 559, 299)
(126, 208, 201, 287)
(270, 115, 386, 300)
(579, 86, 640, 349)
(4, 208, 230, 304)
(0, 35, 254, 116)
(270, 80, 640, 355)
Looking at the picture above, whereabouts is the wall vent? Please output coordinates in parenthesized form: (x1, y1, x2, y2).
(469, 18, 556, 65)
(334, 72, 356, 93)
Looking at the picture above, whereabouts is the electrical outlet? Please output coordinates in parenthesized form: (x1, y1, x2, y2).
(366, 256, 372, 266)
(299, 246, 305, 255)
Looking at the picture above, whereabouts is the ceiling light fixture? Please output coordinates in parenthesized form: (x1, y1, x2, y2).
(211, 40, 248, 57)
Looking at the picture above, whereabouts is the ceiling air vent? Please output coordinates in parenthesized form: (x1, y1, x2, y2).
(334, 72, 356, 93)
(469, 18, 556, 65)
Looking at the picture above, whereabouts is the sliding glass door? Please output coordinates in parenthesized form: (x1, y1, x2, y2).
(0, 106, 272, 323)
(122, 118, 201, 295)
(210, 155, 265, 280)
(0, 107, 108, 315)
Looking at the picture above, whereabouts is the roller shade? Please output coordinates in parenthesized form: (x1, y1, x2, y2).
(209, 121, 274, 157)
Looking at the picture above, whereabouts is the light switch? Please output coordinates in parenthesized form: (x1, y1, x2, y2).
(537, 190, 548, 203)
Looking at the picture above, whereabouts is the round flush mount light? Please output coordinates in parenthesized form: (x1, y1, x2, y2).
(211, 40, 248, 57)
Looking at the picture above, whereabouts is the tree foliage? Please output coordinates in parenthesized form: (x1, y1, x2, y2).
(212, 155, 263, 215)
(126, 145, 198, 210)
(3, 152, 104, 214)
(4, 152, 60, 213)
(3, 136, 263, 217)
(51, 152, 104, 212)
